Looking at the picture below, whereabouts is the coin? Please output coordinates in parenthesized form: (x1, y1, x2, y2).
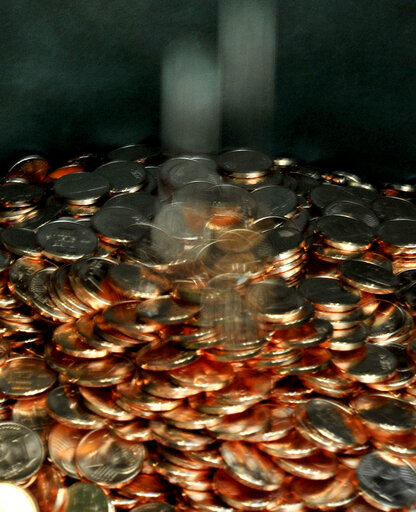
(324, 199, 379, 228)
(66, 355, 134, 387)
(28, 464, 66, 512)
(78, 386, 135, 422)
(36, 220, 98, 261)
(150, 419, 215, 451)
(108, 262, 169, 300)
(298, 276, 361, 312)
(310, 184, 356, 210)
(251, 185, 298, 217)
(275, 450, 338, 480)
(0, 356, 56, 397)
(0, 183, 45, 207)
(28, 268, 71, 322)
(1, 227, 42, 257)
(353, 393, 416, 434)
(259, 428, 318, 459)
(291, 466, 357, 510)
(294, 398, 368, 451)
(63, 482, 113, 512)
(131, 504, 175, 512)
(107, 418, 152, 442)
(48, 422, 88, 478)
(217, 149, 273, 179)
(75, 428, 145, 487)
(213, 468, 282, 511)
(220, 440, 285, 491)
(12, 394, 52, 439)
(93, 160, 147, 194)
(8, 256, 45, 304)
(316, 215, 374, 251)
(0, 482, 40, 512)
(357, 451, 416, 510)
(47, 386, 106, 429)
(182, 489, 234, 512)
(0, 422, 44, 481)
(53, 172, 110, 205)
(92, 206, 147, 244)
(372, 195, 416, 221)
(53, 322, 108, 358)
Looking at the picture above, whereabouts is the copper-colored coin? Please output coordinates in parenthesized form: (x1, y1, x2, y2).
(270, 318, 332, 348)
(244, 404, 294, 442)
(206, 405, 270, 440)
(340, 259, 398, 294)
(328, 323, 368, 351)
(158, 446, 211, 471)
(220, 440, 285, 491)
(119, 473, 171, 499)
(291, 466, 357, 510)
(78, 386, 136, 422)
(213, 469, 282, 511)
(161, 403, 220, 431)
(48, 422, 87, 479)
(108, 262, 169, 300)
(53, 322, 108, 359)
(353, 393, 416, 434)
(182, 489, 234, 512)
(187, 445, 224, 468)
(136, 341, 200, 371)
(116, 381, 182, 413)
(275, 451, 337, 480)
(75, 428, 145, 487)
(8, 256, 45, 304)
(103, 301, 160, 337)
(333, 344, 397, 383)
(345, 498, 383, 512)
(136, 296, 199, 325)
(0, 356, 56, 397)
(47, 386, 106, 429)
(11, 394, 52, 440)
(0, 483, 40, 512)
(368, 300, 407, 343)
(294, 398, 368, 451)
(29, 464, 66, 512)
(156, 458, 212, 491)
(66, 355, 134, 387)
(259, 428, 319, 459)
(107, 419, 152, 443)
(189, 369, 273, 415)
(150, 418, 215, 451)
(276, 347, 331, 376)
(140, 370, 201, 400)
(168, 357, 234, 392)
(44, 341, 80, 373)
(298, 276, 361, 312)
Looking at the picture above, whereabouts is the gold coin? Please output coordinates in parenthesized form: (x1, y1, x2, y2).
(0, 356, 56, 397)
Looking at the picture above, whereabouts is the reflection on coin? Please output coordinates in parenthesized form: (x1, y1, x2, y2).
(0, 356, 56, 397)
(48, 422, 87, 479)
(53, 172, 110, 204)
(357, 451, 416, 510)
(63, 482, 112, 512)
(29, 464, 66, 512)
(0, 422, 44, 481)
(75, 429, 145, 487)
(67, 356, 134, 387)
(0, 482, 40, 512)
(220, 441, 285, 491)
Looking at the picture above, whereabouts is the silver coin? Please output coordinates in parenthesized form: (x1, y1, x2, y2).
(64, 482, 112, 512)
(310, 184, 356, 209)
(324, 200, 379, 228)
(357, 451, 416, 509)
(54, 172, 110, 205)
(217, 148, 272, 178)
(0, 183, 45, 207)
(372, 196, 416, 221)
(94, 160, 147, 194)
(91, 206, 147, 244)
(0, 422, 44, 481)
(251, 185, 297, 217)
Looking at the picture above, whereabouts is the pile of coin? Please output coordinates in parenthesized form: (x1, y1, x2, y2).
(1, 147, 416, 511)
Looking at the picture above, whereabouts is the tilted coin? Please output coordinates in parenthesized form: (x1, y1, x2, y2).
(48, 422, 88, 479)
(357, 451, 416, 510)
(36, 220, 98, 261)
(259, 428, 318, 459)
(316, 215, 374, 251)
(91, 206, 147, 244)
(0, 182, 45, 207)
(28, 464, 66, 512)
(136, 341, 200, 371)
(298, 276, 361, 311)
(324, 199, 379, 228)
(150, 419, 215, 451)
(66, 355, 134, 387)
(53, 172, 110, 204)
(217, 148, 273, 179)
(0, 356, 56, 397)
(251, 185, 298, 217)
(275, 450, 338, 480)
(108, 262, 169, 299)
(1, 227, 42, 257)
(131, 504, 176, 512)
(108, 143, 160, 162)
(220, 440, 285, 491)
(8, 256, 45, 304)
(310, 184, 356, 210)
(47, 386, 106, 429)
(93, 160, 147, 194)
(372, 195, 416, 221)
(28, 268, 71, 322)
(294, 398, 368, 451)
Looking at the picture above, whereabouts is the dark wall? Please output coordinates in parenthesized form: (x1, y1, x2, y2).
(0, 0, 415, 182)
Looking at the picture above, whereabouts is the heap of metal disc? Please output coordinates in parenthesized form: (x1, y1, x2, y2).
(2, 148, 416, 511)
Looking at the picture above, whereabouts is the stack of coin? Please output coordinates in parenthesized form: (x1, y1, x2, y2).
(1, 148, 416, 511)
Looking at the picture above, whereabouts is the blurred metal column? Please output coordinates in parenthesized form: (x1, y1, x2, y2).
(218, 0, 278, 152)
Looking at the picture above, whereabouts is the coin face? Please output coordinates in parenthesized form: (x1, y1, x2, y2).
(53, 172, 110, 204)
(357, 451, 416, 510)
(93, 160, 147, 194)
(0, 422, 44, 482)
(0, 356, 56, 397)
(75, 429, 145, 487)
(48, 423, 88, 479)
(37, 220, 98, 261)
(63, 482, 112, 512)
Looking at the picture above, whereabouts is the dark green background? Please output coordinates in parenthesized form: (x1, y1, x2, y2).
(0, 0, 415, 182)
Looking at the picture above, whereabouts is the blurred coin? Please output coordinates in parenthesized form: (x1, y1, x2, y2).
(372, 195, 416, 221)
(340, 259, 398, 294)
(66, 355, 134, 387)
(0, 183, 45, 207)
(275, 450, 337, 480)
(28, 464, 66, 512)
(310, 184, 356, 210)
(251, 185, 297, 217)
(0, 483, 40, 512)
(357, 451, 416, 510)
(63, 482, 112, 512)
(75, 428, 145, 487)
(0, 422, 44, 481)
(150, 419, 215, 451)
(1, 227, 42, 257)
(108, 262, 169, 299)
(324, 199, 379, 228)
(94, 160, 147, 194)
(0, 356, 56, 397)
(92, 206, 147, 244)
(217, 149, 272, 179)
